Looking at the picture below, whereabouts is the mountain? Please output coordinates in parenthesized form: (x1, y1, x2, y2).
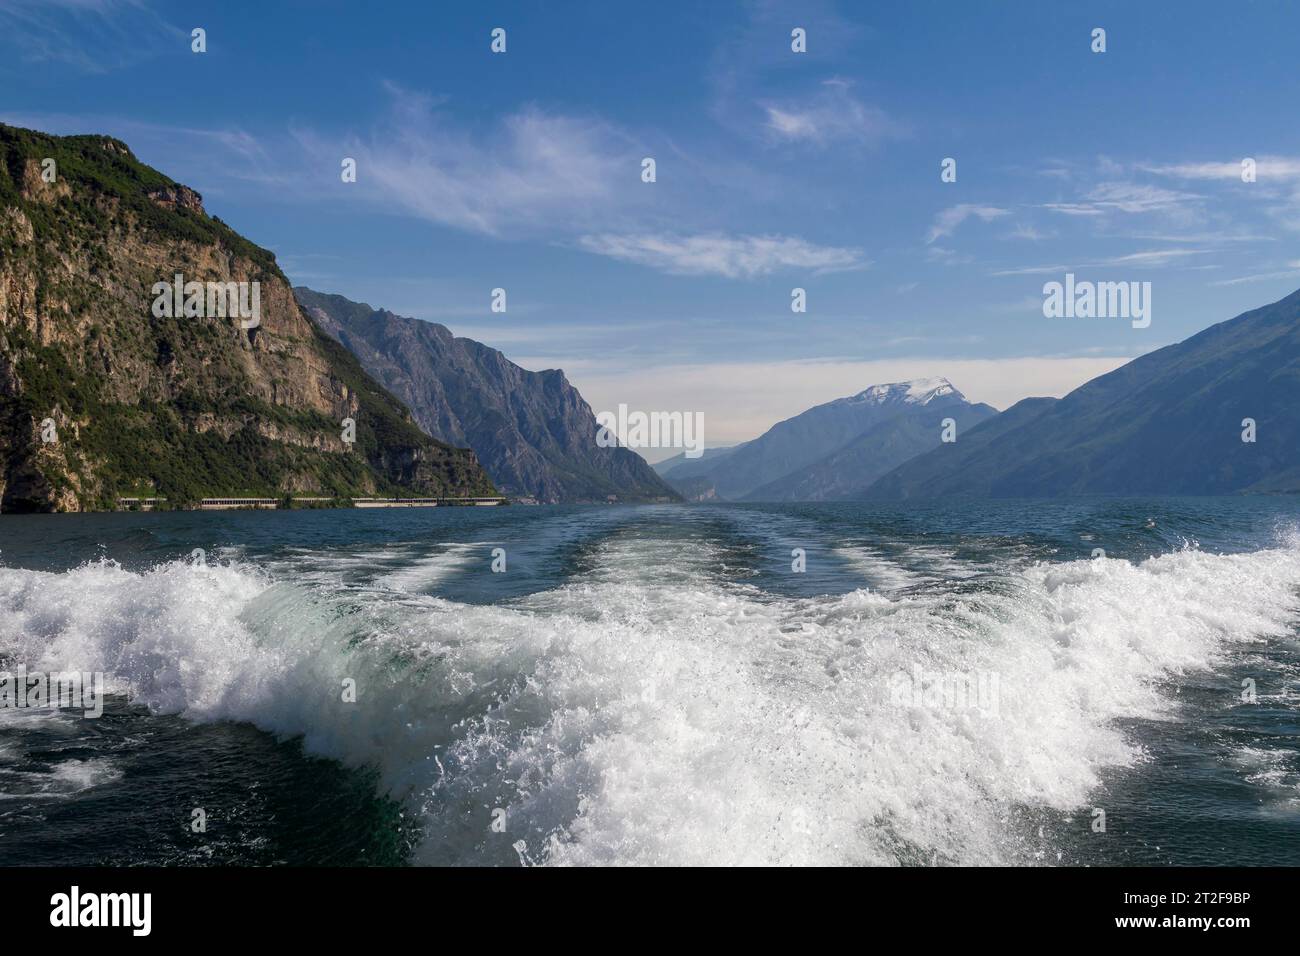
(668, 378, 995, 501)
(653, 444, 742, 478)
(293, 288, 678, 503)
(744, 398, 998, 501)
(0, 124, 496, 512)
(867, 288, 1300, 498)
(863, 398, 1060, 499)
(654, 445, 744, 501)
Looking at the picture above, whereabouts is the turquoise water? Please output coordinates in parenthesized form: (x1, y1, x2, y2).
(1, 498, 1298, 865)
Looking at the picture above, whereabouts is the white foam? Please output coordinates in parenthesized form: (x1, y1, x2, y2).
(833, 546, 924, 591)
(0, 537, 1296, 865)
(0, 758, 122, 800)
(1232, 746, 1299, 793)
(902, 543, 986, 579)
(377, 543, 483, 593)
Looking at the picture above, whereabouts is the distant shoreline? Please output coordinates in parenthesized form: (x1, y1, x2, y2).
(114, 496, 508, 512)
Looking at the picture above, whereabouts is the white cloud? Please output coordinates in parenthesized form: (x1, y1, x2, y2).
(334, 86, 633, 238)
(990, 264, 1070, 277)
(925, 204, 1009, 244)
(1040, 203, 1106, 217)
(0, 0, 182, 73)
(1007, 223, 1054, 241)
(1152, 160, 1300, 234)
(576, 232, 867, 278)
(1088, 181, 1203, 213)
(1131, 232, 1272, 244)
(1102, 248, 1207, 267)
(925, 245, 972, 265)
(989, 249, 1205, 276)
(1208, 262, 1300, 287)
(1143, 156, 1300, 181)
(763, 107, 819, 140)
(760, 79, 902, 147)
(1044, 182, 1202, 217)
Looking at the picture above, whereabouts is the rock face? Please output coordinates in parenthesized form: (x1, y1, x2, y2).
(661, 377, 996, 501)
(146, 184, 204, 214)
(0, 124, 496, 512)
(866, 287, 1300, 498)
(295, 288, 679, 503)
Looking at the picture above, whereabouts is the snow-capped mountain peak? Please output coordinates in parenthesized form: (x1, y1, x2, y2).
(849, 377, 960, 406)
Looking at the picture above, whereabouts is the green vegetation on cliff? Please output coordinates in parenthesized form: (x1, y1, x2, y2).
(0, 123, 497, 512)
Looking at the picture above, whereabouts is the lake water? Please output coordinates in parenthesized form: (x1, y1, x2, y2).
(1, 498, 1298, 865)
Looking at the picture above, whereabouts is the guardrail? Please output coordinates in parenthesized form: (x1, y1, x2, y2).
(115, 496, 508, 510)
(352, 497, 506, 508)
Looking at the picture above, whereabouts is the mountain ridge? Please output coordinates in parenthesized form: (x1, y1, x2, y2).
(294, 287, 679, 503)
(661, 377, 996, 501)
(866, 288, 1300, 498)
(744, 396, 997, 501)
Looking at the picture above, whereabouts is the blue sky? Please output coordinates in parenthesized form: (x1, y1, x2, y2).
(4, 0, 1300, 455)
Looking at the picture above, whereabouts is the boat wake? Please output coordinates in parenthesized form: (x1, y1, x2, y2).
(1, 525, 1297, 865)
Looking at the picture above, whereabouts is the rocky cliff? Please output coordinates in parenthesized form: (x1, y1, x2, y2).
(0, 124, 496, 511)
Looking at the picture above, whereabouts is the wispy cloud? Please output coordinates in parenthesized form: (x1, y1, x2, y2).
(925, 204, 1009, 244)
(1131, 231, 1272, 244)
(706, 0, 864, 131)
(990, 264, 1070, 277)
(0, 0, 183, 73)
(925, 245, 972, 265)
(989, 249, 1207, 276)
(8, 85, 871, 284)
(1089, 181, 1203, 213)
(1006, 223, 1055, 241)
(760, 78, 902, 147)
(1142, 156, 1300, 181)
(576, 232, 867, 279)
(1103, 248, 1207, 267)
(1039, 202, 1106, 217)
(1044, 182, 1203, 217)
(1208, 261, 1300, 286)
(323, 83, 635, 238)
